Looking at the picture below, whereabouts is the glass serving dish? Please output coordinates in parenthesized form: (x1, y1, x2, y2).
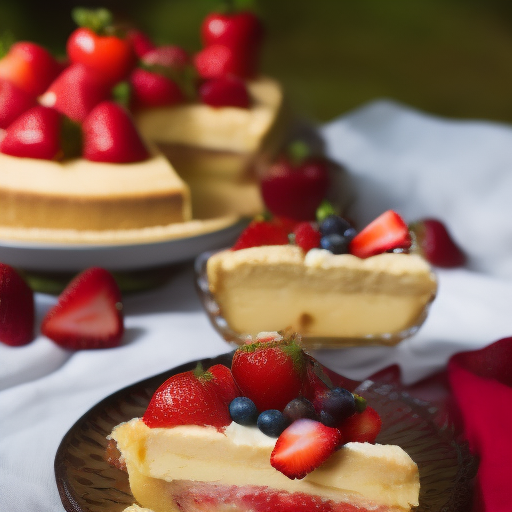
(54, 352, 477, 512)
(194, 249, 436, 350)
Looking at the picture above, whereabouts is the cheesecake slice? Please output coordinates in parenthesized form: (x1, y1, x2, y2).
(111, 419, 420, 512)
(0, 145, 191, 231)
(206, 245, 437, 345)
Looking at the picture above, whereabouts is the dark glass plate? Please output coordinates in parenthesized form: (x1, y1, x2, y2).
(55, 353, 477, 512)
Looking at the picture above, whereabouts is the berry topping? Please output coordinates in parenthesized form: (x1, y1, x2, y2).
(313, 387, 356, 427)
(231, 220, 289, 251)
(229, 396, 259, 426)
(0, 41, 62, 97)
(270, 419, 342, 479)
(130, 68, 184, 108)
(198, 77, 250, 108)
(0, 78, 37, 129)
(0, 105, 62, 160)
(82, 101, 149, 163)
(66, 8, 136, 86)
(41, 267, 124, 350)
(292, 222, 321, 252)
(257, 409, 288, 438)
(339, 406, 382, 444)
(349, 210, 411, 259)
(0, 263, 34, 347)
(143, 366, 231, 429)
(260, 142, 330, 222)
(410, 218, 466, 268)
(207, 363, 241, 405)
(231, 335, 306, 412)
(283, 397, 318, 423)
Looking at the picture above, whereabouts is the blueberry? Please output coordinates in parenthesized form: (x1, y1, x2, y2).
(283, 397, 317, 423)
(229, 397, 259, 426)
(343, 227, 357, 243)
(320, 233, 351, 254)
(318, 387, 356, 424)
(319, 215, 352, 237)
(257, 410, 288, 437)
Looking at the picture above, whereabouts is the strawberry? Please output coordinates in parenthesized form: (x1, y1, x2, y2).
(66, 8, 136, 86)
(339, 406, 382, 444)
(126, 29, 156, 58)
(0, 42, 62, 97)
(141, 45, 190, 71)
(200, 11, 264, 79)
(143, 366, 231, 429)
(82, 101, 149, 163)
(0, 105, 61, 160)
(231, 335, 306, 412)
(194, 44, 247, 80)
(198, 77, 250, 108)
(231, 220, 289, 251)
(270, 419, 342, 479)
(260, 143, 330, 222)
(0, 78, 37, 129)
(207, 364, 241, 405)
(130, 68, 184, 108)
(349, 210, 411, 259)
(301, 355, 331, 403)
(410, 218, 466, 268)
(293, 222, 321, 252)
(0, 263, 34, 347)
(40, 63, 112, 123)
(41, 267, 124, 350)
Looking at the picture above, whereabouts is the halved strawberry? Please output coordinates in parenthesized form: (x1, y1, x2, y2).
(41, 267, 124, 350)
(143, 366, 231, 429)
(207, 364, 241, 405)
(270, 419, 342, 479)
(339, 406, 382, 444)
(0, 263, 34, 347)
(0, 78, 37, 129)
(231, 220, 289, 251)
(349, 210, 411, 259)
(231, 335, 306, 412)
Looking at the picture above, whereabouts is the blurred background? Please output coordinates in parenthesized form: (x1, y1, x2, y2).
(2, 0, 512, 124)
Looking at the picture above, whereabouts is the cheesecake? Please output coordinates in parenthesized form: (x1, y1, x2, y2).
(206, 245, 437, 345)
(111, 419, 419, 512)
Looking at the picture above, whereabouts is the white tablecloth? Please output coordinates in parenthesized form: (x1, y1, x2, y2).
(1, 100, 512, 511)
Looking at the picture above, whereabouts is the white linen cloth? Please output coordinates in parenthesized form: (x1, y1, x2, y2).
(1, 100, 512, 511)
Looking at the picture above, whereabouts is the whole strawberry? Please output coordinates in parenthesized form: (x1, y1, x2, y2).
(41, 267, 124, 350)
(410, 218, 466, 268)
(207, 364, 241, 405)
(260, 141, 330, 222)
(231, 220, 289, 251)
(0, 263, 34, 347)
(0, 78, 37, 129)
(231, 334, 307, 412)
(143, 366, 232, 429)
(130, 68, 184, 109)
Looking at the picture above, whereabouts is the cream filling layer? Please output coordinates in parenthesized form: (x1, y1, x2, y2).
(111, 419, 419, 510)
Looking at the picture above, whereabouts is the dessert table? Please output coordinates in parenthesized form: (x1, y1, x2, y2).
(1, 100, 512, 511)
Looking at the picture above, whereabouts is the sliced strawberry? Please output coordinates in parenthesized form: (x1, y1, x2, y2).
(41, 267, 124, 350)
(82, 101, 149, 163)
(130, 68, 184, 108)
(339, 406, 382, 444)
(0, 78, 37, 129)
(231, 335, 306, 412)
(349, 210, 411, 259)
(127, 29, 156, 58)
(141, 45, 190, 70)
(271, 419, 342, 479)
(0, 105, 61, 160)
(231, 220, 289, 251)
(40, 63, 112, 123)
(143, 367, 231, 429)
(198, 77, 250, 108)
(207, 364, 241, 405)
(0, 42, 62, 97)
(194, 44, 247, 80)
(293, 222, 321, 252)
(0, 263, 34, 347)
(410, 218, 466, 268)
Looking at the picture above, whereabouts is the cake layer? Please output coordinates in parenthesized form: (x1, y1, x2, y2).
(0, 148, 191, 230)
(111, 419, 420, 512)
(207, 246, 437, 339)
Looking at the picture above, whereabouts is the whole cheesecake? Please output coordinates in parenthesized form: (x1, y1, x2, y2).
(111, 419, 420, 512)
(206, 245, 437, 345)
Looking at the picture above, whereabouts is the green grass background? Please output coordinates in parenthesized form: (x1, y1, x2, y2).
(3, 0, 512, 124)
